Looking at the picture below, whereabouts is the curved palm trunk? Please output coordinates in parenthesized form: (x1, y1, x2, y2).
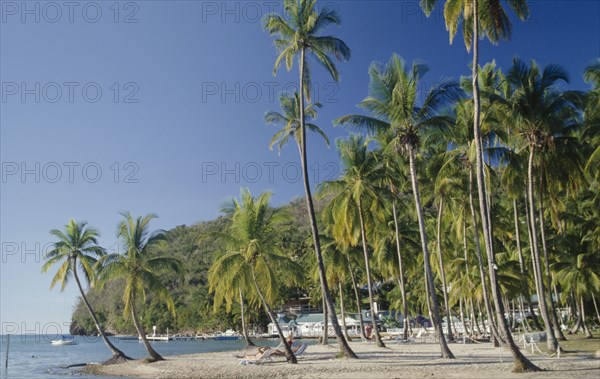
(130, 302, 163, 362)
(357, 197, 385, 347)
(526, 146, 559, 352)
(523, 193, 545, 331)
(322, 297, 329, 345)
(71, 257, 130, 363)
(392, 200, 410, 341)
(472, 3, 539, 371)
(239, 288, 255, 347)
(513, 199, 535, 333)
(592, 296, 600, 326)
(436, 198, 454, 341)
(347, 259, 368, 339)
(468, 169, 500, 340)
(580, 297, 593, 338)
(250, 269, 297, 363)
(537, 195, 566, 341)
(339, 282, 351, 341)
(297, 47, 357, 359)
(407, 147, 453, 358)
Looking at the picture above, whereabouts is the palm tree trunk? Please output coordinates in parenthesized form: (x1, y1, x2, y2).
(348, 260, 368, 340)
(523, 192, 544, 331)
(570, 304, 581, 335)
(339, 282, 351, 341)
(537, 194, 566, 340)
(357, 197, 385, 347)
(297, 46, 356, 359)
(472, 2, 539, 371)
(322, 297, 329, 345)
(513, 199, 534, 333)
(526, 146, 559, 352)
(468, 298, 476, 336)
(392, 200, 409, 341)
(130, 302, 163, 362)
(408, 146, 454, 358)
(250, 269, 297, 363)
(475, 300, 483, 335)
(459, 298, 465, 337)
(469, 169, 500, 340)
(592, 296, 600, 326)
(71, 257, 130, 363)
(436, 198, 454, 341)
(424, 266, 434, 329)
(580, 297, 593, 338)
(239, 288, 255, 347)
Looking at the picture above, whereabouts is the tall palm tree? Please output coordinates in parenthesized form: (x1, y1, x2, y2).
(319, 135, 387, 347)
(42, 219, 130, 364)
(502, 58, 582, 352)
(211, 189, 303, 363)
(263, 0, 355, 359)
(583, 60, 600, 180)
(335, 54, 461, 358)
(96, 213, 181, 362)
(373, 193, 419, 341)
(420, 2, 541, 372)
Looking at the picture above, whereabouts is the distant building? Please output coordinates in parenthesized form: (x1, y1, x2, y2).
(267, 314, 299, 337)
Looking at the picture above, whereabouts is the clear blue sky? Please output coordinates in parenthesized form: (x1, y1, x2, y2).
(1, 0, 598, 333)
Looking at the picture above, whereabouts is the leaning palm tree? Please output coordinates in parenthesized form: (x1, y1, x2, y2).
(335, 54, 461, 358)
(42, 219, 130, 364)
(319, 135, 387, 347)
(263, 0, 355, 358)
(96, 213, 181, 362)
(211, 189, 303, 363)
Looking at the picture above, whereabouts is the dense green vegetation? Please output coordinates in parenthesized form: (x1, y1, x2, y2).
(68, 199, 315, 337)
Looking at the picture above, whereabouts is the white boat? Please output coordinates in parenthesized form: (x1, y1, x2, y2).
(51, 335, 77, 346)
(212, 329, 241, 341)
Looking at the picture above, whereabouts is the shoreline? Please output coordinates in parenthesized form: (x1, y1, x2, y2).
(83, 340, 600, 379)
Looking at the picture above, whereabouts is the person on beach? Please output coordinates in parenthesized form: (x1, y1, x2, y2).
(272, 332, 300, 356)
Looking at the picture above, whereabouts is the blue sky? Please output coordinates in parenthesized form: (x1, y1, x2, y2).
(1, 0, 598, 332)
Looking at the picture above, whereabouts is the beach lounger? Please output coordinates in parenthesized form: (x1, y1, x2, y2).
(294, 342, 308, 356)
(239, 348, 274, 365)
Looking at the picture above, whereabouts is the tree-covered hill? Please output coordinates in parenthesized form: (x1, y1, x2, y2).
(70, 197, 317, 335)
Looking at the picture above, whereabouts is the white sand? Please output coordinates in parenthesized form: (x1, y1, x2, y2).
(85, 340, 600, 378)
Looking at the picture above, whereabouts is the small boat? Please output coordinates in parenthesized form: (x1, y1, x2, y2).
(212, 329, 241, 341)
(51, 335, 77, 346)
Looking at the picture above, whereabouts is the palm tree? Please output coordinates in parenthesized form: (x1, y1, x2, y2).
(263, 0, 355, 359)
(207, 257, 257, 347)
(420, 0, 529, 268)
(319, 135, 387, 347)
(552, 248, 600, 338)
(502, 58, 582, 352)
(434, 98, 502, 340)
(96, 213, 181, 362)
(335, 54, 461, 358)
(211, 189, 303, 363)
(42, 219, 130, 364)
(583, 59, 600, 179)
(420, 2, 542, 372)
(373, 192, 419, 341)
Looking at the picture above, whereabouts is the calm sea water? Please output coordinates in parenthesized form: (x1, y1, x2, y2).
(0, 335, 283, 379)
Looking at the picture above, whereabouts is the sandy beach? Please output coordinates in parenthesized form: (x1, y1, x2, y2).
(84, 340, 600, 379)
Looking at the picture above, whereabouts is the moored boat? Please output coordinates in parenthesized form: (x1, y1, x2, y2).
(51, 335, 77, 346)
